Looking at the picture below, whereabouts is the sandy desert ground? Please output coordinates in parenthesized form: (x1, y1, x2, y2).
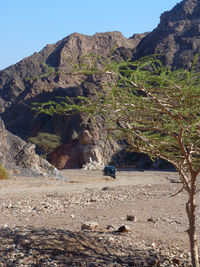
(0, 169, 199, 266)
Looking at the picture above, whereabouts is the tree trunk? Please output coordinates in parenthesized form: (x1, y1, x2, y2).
(186, 183, 199, 267)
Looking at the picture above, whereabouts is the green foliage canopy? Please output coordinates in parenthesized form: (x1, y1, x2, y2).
(34, 56, 200, 188)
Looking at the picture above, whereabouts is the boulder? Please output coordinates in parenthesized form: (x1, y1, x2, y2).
(79, 130, 94, 146)
(82, 146, 103, 164)
(82, 160, 104, 170)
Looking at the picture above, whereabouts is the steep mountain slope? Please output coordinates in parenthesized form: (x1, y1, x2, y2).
(134, 0, 200, 69)
(0, 32, 147, 168)
(0, 31, 145, 135)
(1, 0, 200, 169)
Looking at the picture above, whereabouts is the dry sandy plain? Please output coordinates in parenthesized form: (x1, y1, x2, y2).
(0, 169, 199, 266)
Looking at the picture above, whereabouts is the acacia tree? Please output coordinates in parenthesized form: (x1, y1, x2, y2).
(35, 55, 200, 266)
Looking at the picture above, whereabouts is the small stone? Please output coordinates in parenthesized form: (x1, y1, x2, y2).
(81, 222, 99, 230)
(172, 258, 180, 265)
(71, 214, 75, 218)
(149, 259, 160, 266)
(89, 199, 97, 202)
(127, 215, 137, 222)
(117, 225, 131, 233)
(147, 217, 156, 223)
(102, 187, 109, 191)
(106, 224, 117, 231)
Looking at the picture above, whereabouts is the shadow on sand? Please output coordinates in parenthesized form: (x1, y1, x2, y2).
(0, 227, 173, 266)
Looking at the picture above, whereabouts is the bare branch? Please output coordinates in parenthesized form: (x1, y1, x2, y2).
(177, 128, 196, 178)
(170, 184, 184, 197)
(128, 81, 182, 122)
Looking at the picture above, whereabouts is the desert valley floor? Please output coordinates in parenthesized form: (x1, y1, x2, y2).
(0, 169, 199, 266)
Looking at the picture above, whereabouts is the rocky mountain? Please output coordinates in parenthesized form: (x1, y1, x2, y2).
(0, 31, 147, 169)
(134, 0, 200, 69)
(1, 0, 200, 169)
(0, 32, 145, 137)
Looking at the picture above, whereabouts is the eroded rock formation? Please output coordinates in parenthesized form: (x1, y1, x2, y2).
(134, 0, 200, 69)
(0, 117, 62, 177)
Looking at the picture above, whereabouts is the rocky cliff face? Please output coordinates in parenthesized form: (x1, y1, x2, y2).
(134, 0, 200, 69)
(1, 0, 200, 169)
(0, 117, 62, 177)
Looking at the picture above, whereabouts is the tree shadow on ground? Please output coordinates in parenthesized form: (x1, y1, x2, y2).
(0, 227, 186, 266)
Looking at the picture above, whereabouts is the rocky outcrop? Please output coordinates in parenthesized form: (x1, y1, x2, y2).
(134, 0, 200, 69)
(0, 117, 62, 177)
(49, 129, 119, 169)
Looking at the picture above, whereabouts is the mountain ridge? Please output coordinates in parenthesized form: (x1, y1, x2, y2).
(134, 0, 200, 68)
(1, 0, 200, 169)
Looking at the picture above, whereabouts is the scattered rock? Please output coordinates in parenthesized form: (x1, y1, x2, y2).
(117, 225, 131, 233)
(82, 160, 104, 170)
(148, 258, 161, 266)
(147, 217, 156, 223)
(81, 221, 99, 230)
(172, 257, 180, 265)
(126, 215, 137, 222)
(102, 187, 109, 191)
(106, 225, 117, 231)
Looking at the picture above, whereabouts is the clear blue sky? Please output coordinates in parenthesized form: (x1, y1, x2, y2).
(0, 0, 182, 70)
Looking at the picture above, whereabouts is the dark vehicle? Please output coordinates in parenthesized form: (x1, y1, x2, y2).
(103, 166, 116, 179)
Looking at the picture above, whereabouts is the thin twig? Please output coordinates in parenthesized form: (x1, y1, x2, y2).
(170, 184, 184, 197)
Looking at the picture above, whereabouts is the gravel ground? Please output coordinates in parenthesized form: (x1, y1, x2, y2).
(0, 169, 199, 266)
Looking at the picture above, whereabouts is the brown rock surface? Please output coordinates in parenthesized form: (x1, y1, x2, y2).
(49, 139, 83, 169)
(49, 129, 114, 168)
(79, 130, 94, 146)
(134, 0, 200, 69)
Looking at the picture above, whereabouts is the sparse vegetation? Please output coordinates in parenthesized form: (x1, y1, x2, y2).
(29, 132, 61, 159)
(0, 163, 9, 180)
